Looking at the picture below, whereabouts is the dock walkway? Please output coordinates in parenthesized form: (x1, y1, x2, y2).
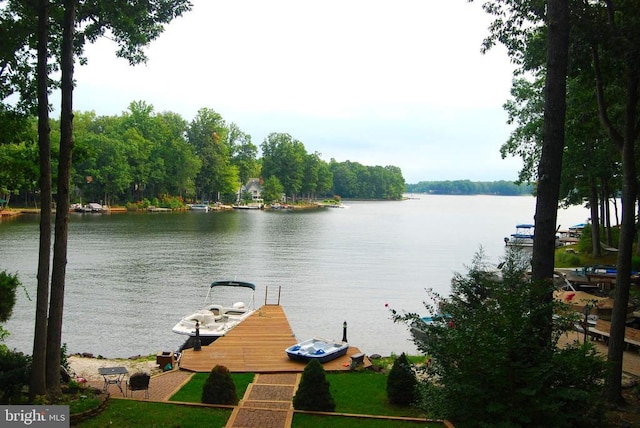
(179, 304, 370, 373)
(95, 305, 375, 428)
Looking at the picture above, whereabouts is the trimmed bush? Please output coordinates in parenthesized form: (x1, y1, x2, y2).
(292, 359, 335, 412)
(386, 352, 417, 405)
(201, 365, 238, 405)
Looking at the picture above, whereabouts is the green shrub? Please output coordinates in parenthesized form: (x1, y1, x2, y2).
(392, 249, 607, 427)
(0, 349, 31, 404)
(292, 359, 335, 412)
(386, 353, 417, 406)
(555, 251, 581, 267)
(201, 365, 238, 405)
(577, 224, 593, 254)
(0, 271, 20, 323)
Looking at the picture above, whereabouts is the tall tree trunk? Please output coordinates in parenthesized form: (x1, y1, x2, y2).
(606, 66, 639, 405)
(603, 179, 613, 246)
(636, 200, 640, 255)
(46, 0, 76, 399)
(589, 176, 601, 257)
(30, 0, 51, 399)
(530, 0, 569, 343)
(612, 192, 619, 227)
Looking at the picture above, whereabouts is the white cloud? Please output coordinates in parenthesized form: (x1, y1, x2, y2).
(67, 0, 520, 183)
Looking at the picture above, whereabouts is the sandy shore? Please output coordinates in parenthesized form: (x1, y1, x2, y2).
(68, 355, 162, 381)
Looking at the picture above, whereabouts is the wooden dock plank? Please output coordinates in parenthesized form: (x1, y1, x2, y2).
(179, 305, 371, 373)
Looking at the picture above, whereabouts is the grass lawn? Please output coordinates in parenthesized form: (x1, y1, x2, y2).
(292, 414, 442, 427)
(327, 371, 424, 418)
(78, 367, 448, 427)
(77, 400, 231, 427)
(554, 243, 618, 268)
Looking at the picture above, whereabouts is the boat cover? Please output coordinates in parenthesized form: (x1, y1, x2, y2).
(210, 280, 256, 290)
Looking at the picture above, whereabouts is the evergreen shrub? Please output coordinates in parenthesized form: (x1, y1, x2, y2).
(386, 352, 417, 405)
(201, 365, 238, 405)
(292, 359, 335, 411)
(391, 249, 606, 427)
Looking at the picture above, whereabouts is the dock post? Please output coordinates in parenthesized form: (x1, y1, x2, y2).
(342, 321, 347, 343)
(194, 321, 201, 351)
(582, 305, 589, 344)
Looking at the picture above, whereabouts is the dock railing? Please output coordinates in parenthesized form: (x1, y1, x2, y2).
(264, 285, 282, 305)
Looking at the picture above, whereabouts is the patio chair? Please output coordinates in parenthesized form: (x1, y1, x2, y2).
(126, 372, 150, 399)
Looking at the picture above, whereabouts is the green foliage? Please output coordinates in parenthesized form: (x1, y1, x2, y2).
(577, 224, 594, 254)
(0, 348, 31, 404)
(157, 195, 184, 209)
(330, 160, 405, 200)
(292, 359, 335, 412)
(60, 343, 70, 374)
(0, 271, 20, 323)
(0, 271, 29, 403)
(2, 103, 406, 205)
(391, 249, 606, 427)
(201, 365, 238, 405)
(386, 353, 417, 406)
(67, 395, 100, 414)
(555, 250, 581, 267)
(261, 133, 307, 200)
(406, 180, 534, 196)
(170, 372, 254, 403)
(576, 226, 640, 268)
(262, 176, 285, 203)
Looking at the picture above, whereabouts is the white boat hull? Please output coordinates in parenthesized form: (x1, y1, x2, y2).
(172, 306, 254, 337)
(172, 280, 257, 349)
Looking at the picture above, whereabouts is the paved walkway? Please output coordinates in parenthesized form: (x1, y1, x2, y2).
(88, 369, 194, 401)
(226, 373, 300, 428)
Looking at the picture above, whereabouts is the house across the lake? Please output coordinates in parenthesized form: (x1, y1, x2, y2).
(238, 178, 263, 202)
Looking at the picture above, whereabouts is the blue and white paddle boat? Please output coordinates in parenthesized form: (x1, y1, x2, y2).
(285, 338, 349, 363)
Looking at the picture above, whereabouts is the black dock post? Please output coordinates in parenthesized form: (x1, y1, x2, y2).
(194, 321, 202, 351)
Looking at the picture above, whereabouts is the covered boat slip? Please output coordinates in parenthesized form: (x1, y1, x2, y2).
(179, 305, 371, 373)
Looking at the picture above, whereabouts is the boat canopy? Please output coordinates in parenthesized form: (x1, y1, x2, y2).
(515, 224, 534, 229)
(210, 280, 256, 290)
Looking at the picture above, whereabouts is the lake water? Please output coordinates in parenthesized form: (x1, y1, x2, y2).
(0, 195, 592, 358)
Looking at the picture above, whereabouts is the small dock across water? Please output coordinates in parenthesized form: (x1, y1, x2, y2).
(179, 305, 371, 373)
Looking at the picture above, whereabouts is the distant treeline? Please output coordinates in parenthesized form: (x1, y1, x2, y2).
(406, 180, 534, 196)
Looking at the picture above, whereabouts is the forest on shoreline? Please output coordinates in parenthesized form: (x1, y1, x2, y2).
(1, 103, 406, 207)
(405, 180, 533, 196)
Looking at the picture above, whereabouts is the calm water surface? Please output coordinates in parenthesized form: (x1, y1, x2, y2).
(0, 195, 591, 357)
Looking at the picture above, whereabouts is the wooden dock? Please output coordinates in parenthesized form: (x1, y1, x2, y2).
(179, 305, 370, 373)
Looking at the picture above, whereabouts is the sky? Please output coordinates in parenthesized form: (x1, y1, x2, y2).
(68, 0, 521, 184)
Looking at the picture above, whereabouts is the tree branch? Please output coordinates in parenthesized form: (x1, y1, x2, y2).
(591, 44, 623, 147)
